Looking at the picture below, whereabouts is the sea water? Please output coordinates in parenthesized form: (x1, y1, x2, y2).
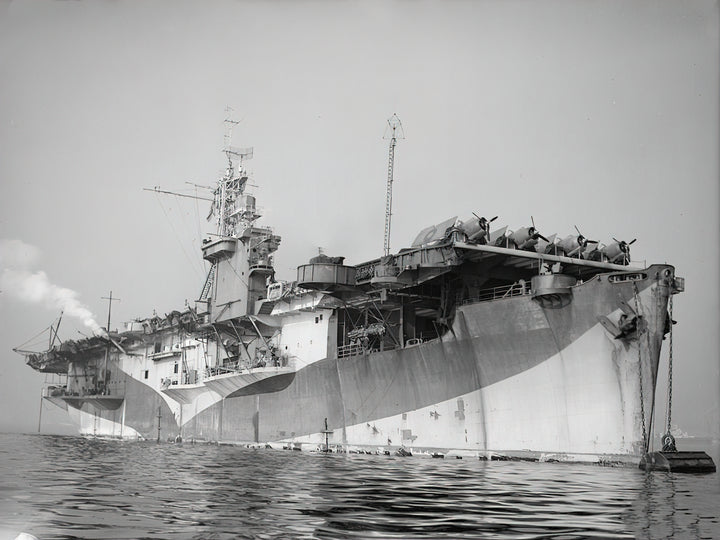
(0, 433, 718, 540)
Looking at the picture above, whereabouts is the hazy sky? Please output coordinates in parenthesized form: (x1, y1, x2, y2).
(1, 0, 718, 437)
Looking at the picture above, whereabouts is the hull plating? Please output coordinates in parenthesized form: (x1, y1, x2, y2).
(49, 269, 670, 459)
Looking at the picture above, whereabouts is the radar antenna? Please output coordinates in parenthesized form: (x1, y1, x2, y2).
(223, 106, 241, 149)
(383, 114, 404, 256)
(216, 108, 254, 237)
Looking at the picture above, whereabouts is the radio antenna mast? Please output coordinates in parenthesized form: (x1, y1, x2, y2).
(223, 106, 241, 151)
(383, 113, 404, 257)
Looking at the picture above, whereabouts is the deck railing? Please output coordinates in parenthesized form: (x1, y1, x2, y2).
(460, 280, 531, 305)
(45, 384, 124, 398)
(337, 343, 366, 359)
(337, 342, 402, 359)
(204, 356, 294, 378)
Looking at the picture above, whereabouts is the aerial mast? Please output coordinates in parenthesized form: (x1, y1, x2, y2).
(219, 107, 254, 238)
(99, 291, 120, 394)
(383, 114, 404, 257)
(219, 107, 241, 237)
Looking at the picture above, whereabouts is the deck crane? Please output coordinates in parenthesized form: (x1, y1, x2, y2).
(383, 114, 404, 257)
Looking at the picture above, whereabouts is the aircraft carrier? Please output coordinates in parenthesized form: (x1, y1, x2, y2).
(17, 123, 682, 463)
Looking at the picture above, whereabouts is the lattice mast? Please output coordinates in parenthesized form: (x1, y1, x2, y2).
(216, 108, 255, 238)
(218, 110, 240, 237)
(383, 114, 404, 257)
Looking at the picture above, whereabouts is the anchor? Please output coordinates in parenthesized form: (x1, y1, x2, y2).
(639, 296, 716, 473)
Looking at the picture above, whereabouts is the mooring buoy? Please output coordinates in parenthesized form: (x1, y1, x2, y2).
(639, 451, 716, 473)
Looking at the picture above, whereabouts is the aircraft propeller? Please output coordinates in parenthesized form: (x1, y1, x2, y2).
(574, 225, 598, 250)
(555, 225, 597, 258)
(468, 213, 498, 244)
(614, 237, 637, 253)
(613, 237, 637, 264)
(530, 216, 550, 243)
(602, 237, 637, 264)
(509, 216, 550, 250)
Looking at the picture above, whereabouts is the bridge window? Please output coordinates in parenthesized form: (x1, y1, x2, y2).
(144, 370, 149, 379)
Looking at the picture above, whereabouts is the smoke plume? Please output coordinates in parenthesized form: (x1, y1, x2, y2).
(0, 239, 103, 335)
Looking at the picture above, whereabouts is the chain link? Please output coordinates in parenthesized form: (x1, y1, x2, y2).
(633, 283, 647, 452)
(666, 295, 674, 434)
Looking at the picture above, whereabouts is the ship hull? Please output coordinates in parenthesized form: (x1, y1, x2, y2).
(188, 268, 666, 461)
(49, 267, 670, 462)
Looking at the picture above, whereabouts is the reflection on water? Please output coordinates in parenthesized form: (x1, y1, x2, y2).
(0, 434, 717, 539)
(625, 438, 720, 540)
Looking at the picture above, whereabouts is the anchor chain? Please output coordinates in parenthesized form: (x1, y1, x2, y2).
(662, 295, 677, 452)
(633, 283, 648, 452)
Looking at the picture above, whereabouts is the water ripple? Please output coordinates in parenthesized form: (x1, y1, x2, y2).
(0, 434, 717, 540)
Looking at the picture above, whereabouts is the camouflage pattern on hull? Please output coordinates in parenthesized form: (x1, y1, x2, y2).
(67, 265, 671, 461)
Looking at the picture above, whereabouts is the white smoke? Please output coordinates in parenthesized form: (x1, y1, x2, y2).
(0, 239, 103, 335)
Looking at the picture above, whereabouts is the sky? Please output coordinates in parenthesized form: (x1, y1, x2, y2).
(0, 0, 718, 438)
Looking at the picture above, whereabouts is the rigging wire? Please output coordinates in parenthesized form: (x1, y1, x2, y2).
(193, 186, 209, 273)
(154, 193, 205, 280)
(172, 193, 207, 278)
(15, 323, 54, 351)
